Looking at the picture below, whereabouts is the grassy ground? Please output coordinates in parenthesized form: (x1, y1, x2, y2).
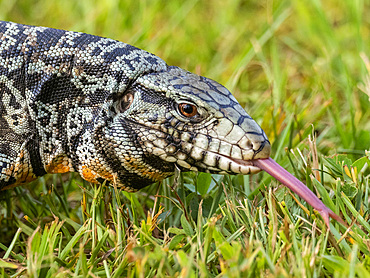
(0, 0, 370, 277)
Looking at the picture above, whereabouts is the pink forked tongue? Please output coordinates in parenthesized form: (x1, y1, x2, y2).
(252, 158, 345, 227)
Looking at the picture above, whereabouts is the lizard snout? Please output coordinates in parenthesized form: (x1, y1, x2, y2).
(250, 140, 271, 160)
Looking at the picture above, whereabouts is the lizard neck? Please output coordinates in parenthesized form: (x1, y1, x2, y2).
(73, 110, 175, 190)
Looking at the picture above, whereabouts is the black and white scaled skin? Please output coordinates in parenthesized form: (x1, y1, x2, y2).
(0, 21, 344, 227)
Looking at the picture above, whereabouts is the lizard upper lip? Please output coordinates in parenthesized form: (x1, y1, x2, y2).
(226, 156, 258, 167)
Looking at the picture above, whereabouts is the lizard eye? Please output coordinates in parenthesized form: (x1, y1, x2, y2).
(178, 103, 198, 117)
(120, 92, 134, 112)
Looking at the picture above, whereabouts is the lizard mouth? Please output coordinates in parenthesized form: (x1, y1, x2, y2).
(187, 150, 261, 175)
(228, 157, 345, 227)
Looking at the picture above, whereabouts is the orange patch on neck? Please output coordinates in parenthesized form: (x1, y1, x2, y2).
(1, 171, 37, 190)
(141, 170, 167, 181)
(46, 156, 71, 174)
(46, 163, 70, 174)
(81, 166, 99, 184)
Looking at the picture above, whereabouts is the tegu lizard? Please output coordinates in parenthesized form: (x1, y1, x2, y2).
(0, 21, 344, 226)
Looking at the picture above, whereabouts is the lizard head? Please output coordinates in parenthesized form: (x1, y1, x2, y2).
(96, 66, 270, 191)
(81, 62, 345, 227)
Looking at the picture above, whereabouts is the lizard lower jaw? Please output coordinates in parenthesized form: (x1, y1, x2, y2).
(224, 156, 262, 174)
(202, 140, 271, 174)
(188, 153, 262, 175)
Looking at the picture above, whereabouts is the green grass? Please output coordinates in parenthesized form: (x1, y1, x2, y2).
(1, 0, 370, 277)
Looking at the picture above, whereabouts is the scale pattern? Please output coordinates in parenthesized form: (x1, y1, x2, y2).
(0, 21, 271, 191)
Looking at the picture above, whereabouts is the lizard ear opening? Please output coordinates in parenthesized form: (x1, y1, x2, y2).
(119, 92, 135, 112)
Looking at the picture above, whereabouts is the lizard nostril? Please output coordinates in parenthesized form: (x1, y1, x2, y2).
(248, 141, 254, 150)
(238, 137, 255, 150)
